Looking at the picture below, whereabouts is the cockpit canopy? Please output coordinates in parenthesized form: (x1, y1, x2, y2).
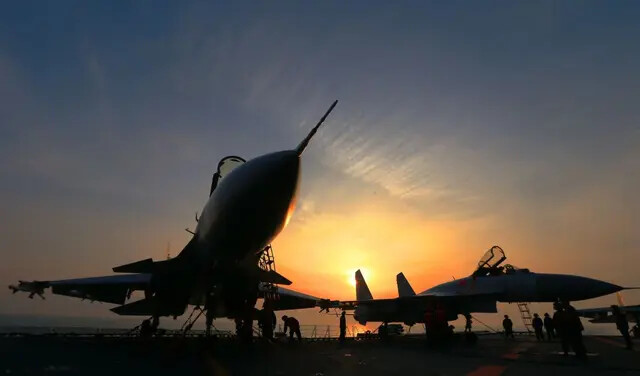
(472, 246, 529, 277)
(218, 156, 246, 178)
(209, 156, 246, 195)
(477, 246, 506, 270)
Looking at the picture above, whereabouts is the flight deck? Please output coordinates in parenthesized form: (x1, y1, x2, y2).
(1, 332, 637, 375)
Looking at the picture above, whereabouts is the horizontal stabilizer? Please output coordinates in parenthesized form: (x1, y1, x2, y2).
(259, 284, 320, 310)
(257, 269, 292, 285)
(238, 258, 292, 285)
(111, 298, 156, 316)
(113, 258, 154, 273)
(355, 269, 373, 300)
(396, 272, 416, 297)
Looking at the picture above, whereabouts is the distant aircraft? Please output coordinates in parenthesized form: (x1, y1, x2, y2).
(575, 293, 640, 324)
(328, 246, 630, 326)
(10, 100, 338, 337)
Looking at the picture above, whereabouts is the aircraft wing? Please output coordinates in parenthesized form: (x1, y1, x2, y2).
(13, 274, 152, 305)
(15, 274, 317, 310)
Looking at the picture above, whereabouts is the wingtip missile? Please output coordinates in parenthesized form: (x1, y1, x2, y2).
(9, 281, 48, 299)
(296, 100, 338, 156)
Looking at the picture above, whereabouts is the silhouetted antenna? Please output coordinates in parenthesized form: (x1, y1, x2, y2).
(166, 242, 171, 260)
(296, 100, 338, 156)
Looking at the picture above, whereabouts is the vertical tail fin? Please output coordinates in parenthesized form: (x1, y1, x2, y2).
(355, 269, 373, 301)
(396, 272, 416, 297)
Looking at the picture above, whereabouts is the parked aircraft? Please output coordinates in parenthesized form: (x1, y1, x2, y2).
(331, 246, 629, 326)
(576, 293, 639, 324)
(10, 101, 338, 338)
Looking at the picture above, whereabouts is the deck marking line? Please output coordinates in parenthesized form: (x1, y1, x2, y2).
(594, 336, 626, 349)
(466, 365, 507, 376)
(550, 351, 599, 356)
(501, 341, 534, 360)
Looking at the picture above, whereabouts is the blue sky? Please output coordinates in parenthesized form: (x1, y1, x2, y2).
(1, 1, 638, 330)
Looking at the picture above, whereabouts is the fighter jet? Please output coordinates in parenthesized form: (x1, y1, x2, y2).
(575, 293, 640, 324)
(10, 101, 338, 336)
(331, 246, 630, 326)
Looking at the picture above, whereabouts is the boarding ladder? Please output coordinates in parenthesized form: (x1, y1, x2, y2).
(517, 302, 533, 333)
(258, 245, 279, 301)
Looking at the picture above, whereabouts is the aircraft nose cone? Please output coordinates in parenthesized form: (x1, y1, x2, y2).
(238, 150, 299, 212)
(241, 149, 300, 227)
(201, 150, 300, 255)
(536, 274, 623, 301)
(266, 150, 300, 190)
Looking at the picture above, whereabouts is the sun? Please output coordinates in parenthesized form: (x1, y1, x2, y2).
(346, 272, 357, 288)
(345, 267, 372, 288)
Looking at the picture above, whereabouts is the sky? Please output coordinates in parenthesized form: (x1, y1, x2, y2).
(0, 1, 639, 333)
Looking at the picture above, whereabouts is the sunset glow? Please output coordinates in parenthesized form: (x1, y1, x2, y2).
(272, 199, 487, 301)
(1, 2, 638, 338)
(346, 267, 372, 289)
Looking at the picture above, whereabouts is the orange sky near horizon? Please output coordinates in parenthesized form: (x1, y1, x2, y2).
(1, 2, 639, 337)
(273, 208, 472, 300)
(273, 191, 508, 302)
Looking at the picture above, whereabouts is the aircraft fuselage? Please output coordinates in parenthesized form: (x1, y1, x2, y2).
(421, 272, 622, 303)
